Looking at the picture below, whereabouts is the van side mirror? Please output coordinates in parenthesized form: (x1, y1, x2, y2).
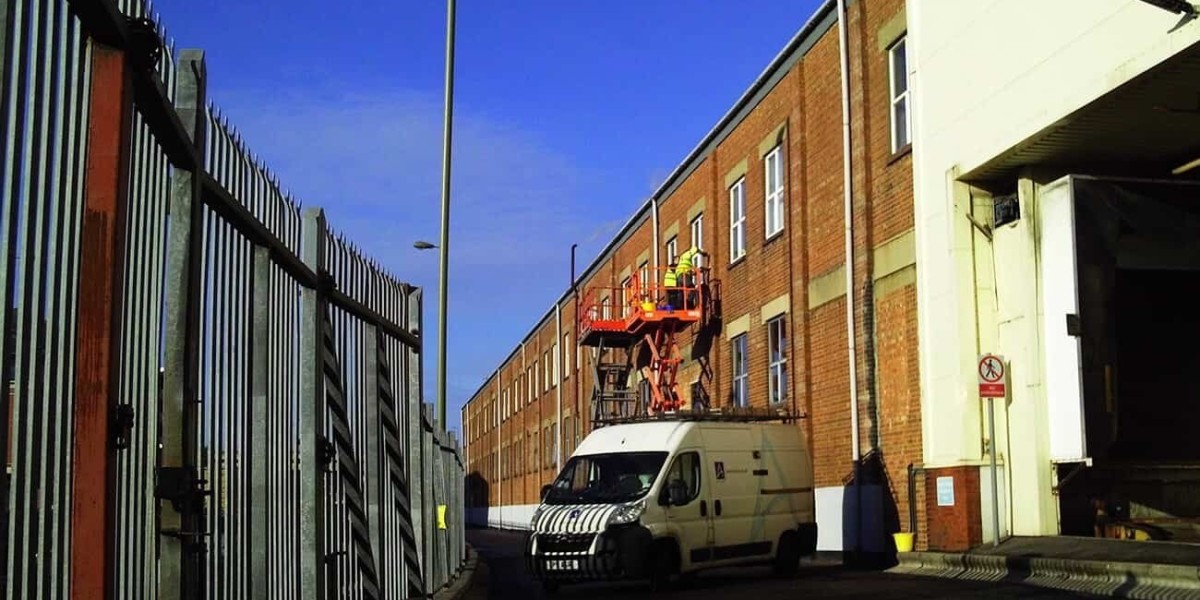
(660, 479, 688, 507)
(540, 484, 552, 500)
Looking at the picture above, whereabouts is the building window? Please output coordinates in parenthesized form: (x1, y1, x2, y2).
(544, 352, 551, 389)
(639, 261, 649, 293)
(527, 367, 533, 403)
(666, 236, 678, 266)
(767, 316, 788, 404)
(601, 295, 611, 320)
(729, 178, 746, 262)
(690, 214, 704, 268)
(764, 145, 785, 238)
(690, 380, 707, 410)
(620, 276, 631, 314)
(503, 390, 509, 420)
(563, 333, 571, 379)
(731, 333, 748, 407)
(888, 35, 910, 152)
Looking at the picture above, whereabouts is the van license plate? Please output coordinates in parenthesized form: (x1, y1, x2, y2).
(545, 559, 579, 571)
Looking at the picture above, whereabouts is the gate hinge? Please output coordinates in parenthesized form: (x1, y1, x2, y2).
(319, 437, 337, 473)
(125, 16, 164, 71)
(112, 404, 135, 450)
(160, 527, 210, 552)
(155, 466, 210, 514)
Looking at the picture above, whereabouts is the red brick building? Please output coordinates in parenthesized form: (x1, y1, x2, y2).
(461, 0, 921, 558)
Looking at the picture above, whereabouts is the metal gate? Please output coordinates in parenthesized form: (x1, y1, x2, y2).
(1, 1, 466, 598)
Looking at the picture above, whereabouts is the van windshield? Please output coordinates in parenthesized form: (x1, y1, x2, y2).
(543, 451, 668, 505)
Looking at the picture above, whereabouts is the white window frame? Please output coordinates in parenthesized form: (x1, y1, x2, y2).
(767, 316, 788, 405)
(601, 295, 611, 320)
(638, 261, 649, 292)
(888, 35, 910, 153)
(764, 145, 785, 238)
(527, 367, 534, 403)
(731, 333, 749, 407)
(729, 178, 746, 263)
(666, 236, 678, 266)
(690, 214, 704, 268)
(545, 352, 552, 389)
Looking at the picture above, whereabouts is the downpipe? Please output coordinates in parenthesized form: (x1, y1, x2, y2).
(555, 304, 562, 470)
(836, 0, 863, 559)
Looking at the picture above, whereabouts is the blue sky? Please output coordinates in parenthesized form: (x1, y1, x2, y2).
(155, 0, 823, 438)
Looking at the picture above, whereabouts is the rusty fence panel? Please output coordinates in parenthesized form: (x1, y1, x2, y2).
(0, 1, 469, 599)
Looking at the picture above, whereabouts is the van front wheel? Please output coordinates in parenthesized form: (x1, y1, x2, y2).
(647, 539, 680, 592)
(772, 531, 801, 576)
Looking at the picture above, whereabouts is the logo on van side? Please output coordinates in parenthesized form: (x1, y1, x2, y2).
(568, 509, 581, 520)
(714, 461, 726, 479)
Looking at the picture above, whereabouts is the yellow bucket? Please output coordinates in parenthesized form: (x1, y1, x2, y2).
(893, 532, 914, 552)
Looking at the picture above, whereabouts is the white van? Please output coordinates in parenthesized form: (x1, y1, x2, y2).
(524, 416, 817, 592)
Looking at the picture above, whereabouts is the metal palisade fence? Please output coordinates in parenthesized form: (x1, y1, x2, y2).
(0, 0, 467, 599)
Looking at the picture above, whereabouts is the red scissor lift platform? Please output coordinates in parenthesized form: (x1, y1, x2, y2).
(578, 267, 714, 427)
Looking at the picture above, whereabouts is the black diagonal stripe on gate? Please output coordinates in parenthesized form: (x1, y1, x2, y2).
(322, 313, 382, 600)
(373, 328, 424, 597)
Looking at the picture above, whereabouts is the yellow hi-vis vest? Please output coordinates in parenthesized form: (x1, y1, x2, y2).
(663, 268, 677, 287)
(677, 247, 700, 275)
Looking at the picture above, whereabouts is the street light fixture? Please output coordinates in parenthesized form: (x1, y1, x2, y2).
(413, 240, 437, 250)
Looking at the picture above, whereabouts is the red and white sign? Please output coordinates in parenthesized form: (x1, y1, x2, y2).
(977, 354, 1007, 398)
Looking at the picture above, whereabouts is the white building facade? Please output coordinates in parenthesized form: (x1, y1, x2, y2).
(909, 0, 1200, 549)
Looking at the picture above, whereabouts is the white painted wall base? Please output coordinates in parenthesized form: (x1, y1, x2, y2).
(468, 505, 539, 530)
(815, 485, 888, 553)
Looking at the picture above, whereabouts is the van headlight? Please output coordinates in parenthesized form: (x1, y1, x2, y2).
(608, 499, 646, 525)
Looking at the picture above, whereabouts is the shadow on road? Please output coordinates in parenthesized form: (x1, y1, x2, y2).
(465, 528, 1100, 599)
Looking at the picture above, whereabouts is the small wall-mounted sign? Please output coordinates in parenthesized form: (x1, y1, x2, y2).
(994, 193, 1020, 227)
(936, 476, 955, 507)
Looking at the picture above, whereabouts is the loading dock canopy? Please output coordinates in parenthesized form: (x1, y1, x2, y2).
(964, 39, 1200, 183)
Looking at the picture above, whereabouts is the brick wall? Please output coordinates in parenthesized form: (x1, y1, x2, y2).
(462, 0, 927, 548)
(874, 281, 922, 533)
(924, 466, 983, 551)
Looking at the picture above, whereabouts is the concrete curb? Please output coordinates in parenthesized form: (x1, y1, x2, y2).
(889, 551, 1200, 599)
(432, 545, 481, 600)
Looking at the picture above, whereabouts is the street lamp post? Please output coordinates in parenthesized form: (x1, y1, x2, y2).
(435, 0, 456, 429)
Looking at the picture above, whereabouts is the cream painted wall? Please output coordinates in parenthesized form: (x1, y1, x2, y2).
(909, 1, 1200, 534)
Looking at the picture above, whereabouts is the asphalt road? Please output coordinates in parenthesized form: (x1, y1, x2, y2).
(464, 529, 1101, 599)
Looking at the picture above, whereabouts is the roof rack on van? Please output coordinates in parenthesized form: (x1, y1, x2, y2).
(594, 405, 799, 425)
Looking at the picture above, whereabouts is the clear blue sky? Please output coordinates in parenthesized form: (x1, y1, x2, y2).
(155, 0, 823, 438)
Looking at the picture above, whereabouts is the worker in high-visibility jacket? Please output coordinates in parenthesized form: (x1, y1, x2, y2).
(663, 262, 682, 309)
(675, 246, 709, 308)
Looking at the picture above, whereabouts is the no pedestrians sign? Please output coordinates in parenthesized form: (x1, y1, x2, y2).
(977, 354, 1007, 398)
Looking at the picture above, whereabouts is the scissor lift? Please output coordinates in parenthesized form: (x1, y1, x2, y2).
(578, 267, 714, 427)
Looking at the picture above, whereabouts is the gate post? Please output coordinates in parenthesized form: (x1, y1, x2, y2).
(72, 41, 133, 600)
(160, 48, 207, 600)
(249, 244, 271, 597)
(299, 208, 328, 599)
